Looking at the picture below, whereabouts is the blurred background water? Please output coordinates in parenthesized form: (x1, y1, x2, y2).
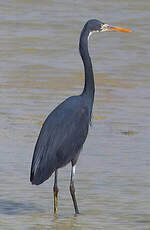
(0, 0, 150, 229)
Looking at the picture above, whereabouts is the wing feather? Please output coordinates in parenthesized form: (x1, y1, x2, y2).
(30, 96, 90, 185)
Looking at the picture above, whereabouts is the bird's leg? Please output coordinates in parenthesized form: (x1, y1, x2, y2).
(70, 162, 80, 214)
(53, 170, 59, 214)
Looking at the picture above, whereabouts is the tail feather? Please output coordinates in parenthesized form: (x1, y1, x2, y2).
(30, 166, 55, 185)
(30, 155, 55, 185)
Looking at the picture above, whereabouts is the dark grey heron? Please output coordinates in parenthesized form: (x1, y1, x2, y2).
(30, 19, 131, 214)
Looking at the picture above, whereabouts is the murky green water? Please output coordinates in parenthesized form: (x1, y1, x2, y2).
(0, 0, 150, 229)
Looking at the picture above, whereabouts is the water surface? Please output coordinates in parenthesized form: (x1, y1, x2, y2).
(0, 0, 150, 229)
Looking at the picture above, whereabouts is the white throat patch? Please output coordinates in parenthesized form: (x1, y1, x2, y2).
(88, 30, 99, 40)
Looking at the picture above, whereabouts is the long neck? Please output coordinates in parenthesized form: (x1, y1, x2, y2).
(79, 28, 95, 102)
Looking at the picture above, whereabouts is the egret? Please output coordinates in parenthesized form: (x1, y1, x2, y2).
(30, 19, 131, 214)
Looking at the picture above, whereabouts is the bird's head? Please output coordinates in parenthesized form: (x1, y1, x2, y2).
(85, 19, 131, 35)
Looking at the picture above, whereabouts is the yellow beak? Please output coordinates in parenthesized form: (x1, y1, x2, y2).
(101, 24, 132, 33)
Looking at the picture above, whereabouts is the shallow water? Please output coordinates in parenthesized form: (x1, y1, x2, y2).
(0, 0, 150, 229)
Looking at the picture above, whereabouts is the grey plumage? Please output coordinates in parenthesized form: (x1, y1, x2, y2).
(30, 95, 91, 185)
(29, 19, 131, 214)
